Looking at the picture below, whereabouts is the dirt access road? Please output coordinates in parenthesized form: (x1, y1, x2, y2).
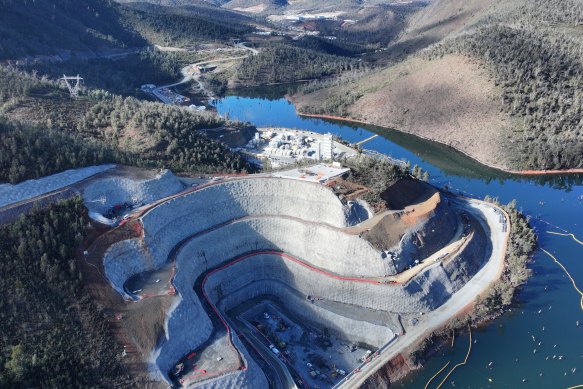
(156, 43, 258, 101)
(340, 198, 509, 389)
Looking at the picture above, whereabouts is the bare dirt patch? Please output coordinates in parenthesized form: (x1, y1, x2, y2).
(77, 221, 168, 388)
(329, 177, 370, 200)
(350, 55, 512, 169)
(340, 177, 442, 251)
(296, 54, 515, 169)
(361, 192, 441, 251)
(380, 177, 435, 211)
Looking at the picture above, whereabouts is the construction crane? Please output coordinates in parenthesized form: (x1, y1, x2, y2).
(60, 74, 83, 98)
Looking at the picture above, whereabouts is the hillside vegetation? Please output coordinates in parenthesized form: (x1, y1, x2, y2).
(123, 4, 254, 47)
(22, 50, 184, 96)
(294, 0, 583, 171)
(0, 66, 253, 184)
(430, 2, 583, 169)
(0, 0, 145, 60)
(0, 0, 256, 60)
(474, 199, 536, 317)
(294, 53, 514, 169)
(233, 44, 362, 86)
(0, 118, 123, 184)
(0, 198, 135, 387)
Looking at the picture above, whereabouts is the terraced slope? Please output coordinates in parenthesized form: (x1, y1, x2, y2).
(99, 176, 489, 387)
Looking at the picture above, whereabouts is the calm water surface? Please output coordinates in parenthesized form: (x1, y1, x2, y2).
(213, 90, 583, 389)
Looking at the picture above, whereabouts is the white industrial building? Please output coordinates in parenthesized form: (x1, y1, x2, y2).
(244, 128, 349, 167)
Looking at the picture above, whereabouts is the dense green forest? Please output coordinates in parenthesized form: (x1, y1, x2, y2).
(291, 36, 365, 57)
(235, 44, 363, 85)
(342, 156, 407, 207)
(431, 24, 583, 169)
(0, 0, 145, 60)
(79, 95, 253, 174)
(311, 7, 412, 51)
(0, 119, 123, 184)
(123, 5, 254, 47)
(0, 66, 254, 184)
(474, 199, 536, 317)
(0, 198, 134, 387)
(22, 50, 184, 96)
(0, 65, 59, 102)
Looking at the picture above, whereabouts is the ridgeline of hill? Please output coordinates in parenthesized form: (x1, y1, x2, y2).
(293, 0, 583, 171)
(0, 0, 258, 60)
(219, 43, 365, 88)
(0, 0, 145, 60)
(122, 3, 255, 47)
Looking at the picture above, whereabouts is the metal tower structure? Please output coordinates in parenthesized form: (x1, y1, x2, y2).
(60, 74, 83, 98)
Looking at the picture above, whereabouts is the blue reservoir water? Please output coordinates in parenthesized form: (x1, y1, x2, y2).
(213, 92, 583, 389)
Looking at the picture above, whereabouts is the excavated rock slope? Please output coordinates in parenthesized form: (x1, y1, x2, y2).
(100, 177, 487, 387)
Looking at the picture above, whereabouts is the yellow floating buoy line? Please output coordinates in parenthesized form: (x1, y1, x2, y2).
(424, 361, 451, 389)
(535, 217, 569, 234)
(435, 324, 473, 389)
(540, 248, 583, 311)
(540, 231, 582, 389)
(547, 231, 583, 246)
(423, 329, 458, 389)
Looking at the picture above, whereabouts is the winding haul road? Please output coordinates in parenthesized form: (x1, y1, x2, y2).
(116, 177, 508, 388)
(154, 42, 258, 101)
(340, 198, 509, 388)
(232, 318, 297, 389)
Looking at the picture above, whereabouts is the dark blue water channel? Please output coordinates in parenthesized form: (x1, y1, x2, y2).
(213, 91, 583, 389)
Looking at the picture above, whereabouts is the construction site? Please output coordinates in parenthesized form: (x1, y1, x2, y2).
(241, 127, 358, 167)
(61, 161, 508, 389)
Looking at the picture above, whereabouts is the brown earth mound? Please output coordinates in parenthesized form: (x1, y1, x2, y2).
(362, 192, 442, 251)
(380, 176, 436, 210)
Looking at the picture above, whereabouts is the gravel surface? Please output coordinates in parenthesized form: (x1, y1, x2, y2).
(0, 165, 115, 208)
(345, 199, 508, 388)
(82, 169, 185, 215)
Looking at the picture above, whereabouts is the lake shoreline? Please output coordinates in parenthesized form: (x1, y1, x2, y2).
(294, 111, 583, 176)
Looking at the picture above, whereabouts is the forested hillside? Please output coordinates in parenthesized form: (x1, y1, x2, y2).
(0, 0, 256, 59)
(0, 119, 123, 184)
(0, 0, 145, 60)
(429, 0, 583, 169)
(234, 44, 363, 85)
(123, 4, 254, 47)
(0, 198, 134, 387)
(79, 95, 251, 173)
(294, 0, 583, 171)
(0, 67, 253, 184)
(22, 50, 184, 96)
